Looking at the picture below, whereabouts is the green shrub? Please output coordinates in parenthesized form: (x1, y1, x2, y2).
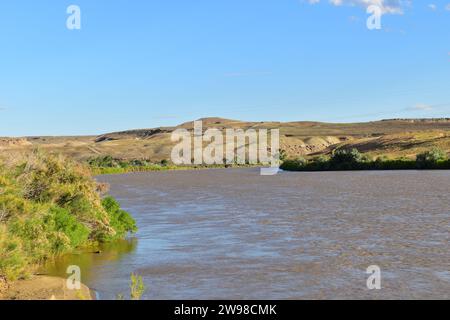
(45, 207, 90, 248)
(280, 157, 308, 171)
(128, 159, 149, 167)
(0, 226, 28, 280)
(87, 156, 121, 168)
(101, 197, 137, 240)
(416, 148, 448, 169)
(0, 152, 137, 280)
(281, 148, 450, 171)
(308, 155, 330, 170)
(331, 148, 362, 164)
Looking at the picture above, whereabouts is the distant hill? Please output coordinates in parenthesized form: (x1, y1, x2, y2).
(381, 118, 450, 122)
(1, 118, 449, 161)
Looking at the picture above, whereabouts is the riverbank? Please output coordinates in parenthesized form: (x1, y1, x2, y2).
(88, 156, 260, 175)
(280, 148, 450, 171)
(0, 275, 92, 300)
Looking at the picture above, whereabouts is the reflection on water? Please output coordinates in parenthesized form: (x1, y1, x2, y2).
(49, 169, 450, 299)
(45, 238, 137, 295)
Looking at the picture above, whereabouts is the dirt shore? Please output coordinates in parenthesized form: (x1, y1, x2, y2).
(0, 276, 93, 300)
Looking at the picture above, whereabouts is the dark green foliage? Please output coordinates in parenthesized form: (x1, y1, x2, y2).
(416, 148, 448, 169)
(307, 155, 331, 170)
(279, 157, 308, 171)
(281, 148, 450, 171)
(330, 148, 364, 169)
(87, 156, 119, 168)
(88, 156, 175, 174)
(88, 156, 151, 169)
(45, 207, 90, 248)
(101, 197, 137, 240)
(128, 159, 150, 167)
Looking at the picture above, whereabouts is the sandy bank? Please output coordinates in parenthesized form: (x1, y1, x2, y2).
(0, 276, 93, 300)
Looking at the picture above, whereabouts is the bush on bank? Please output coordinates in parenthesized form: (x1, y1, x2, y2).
(416, 148, 448, 169)
(87, 156, 178, 175)
(87, 156, 262, 175)
(280, 148, 450, 171)
(0, 152, 137, 280)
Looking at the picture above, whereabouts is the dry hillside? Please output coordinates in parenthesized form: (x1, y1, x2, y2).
(1, 118, 450, 162)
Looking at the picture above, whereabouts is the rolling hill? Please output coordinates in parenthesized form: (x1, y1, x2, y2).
(1, 118, 450, 162)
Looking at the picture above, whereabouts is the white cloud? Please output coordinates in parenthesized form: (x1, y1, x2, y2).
(446, 4, 450, 10)
(410, 103, 434, 111)
(428, 4, 437, 11)
(306, 0, 410, 15)
(330, 0, 344, 5)
(405, 102, 450, 112)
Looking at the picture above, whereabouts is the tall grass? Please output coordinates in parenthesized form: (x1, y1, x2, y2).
(130, 273, 145, 300)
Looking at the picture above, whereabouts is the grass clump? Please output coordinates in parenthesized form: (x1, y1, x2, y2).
(0, 151, 137, 280)
(115, 273, 146, 300)
(130, 273, 146, 300)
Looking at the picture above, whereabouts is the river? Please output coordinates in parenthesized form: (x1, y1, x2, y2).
(46, 168, 450, 299)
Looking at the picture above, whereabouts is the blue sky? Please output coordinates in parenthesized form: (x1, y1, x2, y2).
(0, 0, 449, 136)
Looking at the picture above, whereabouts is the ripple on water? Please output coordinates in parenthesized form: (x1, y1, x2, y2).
(47, 169, 450, 299)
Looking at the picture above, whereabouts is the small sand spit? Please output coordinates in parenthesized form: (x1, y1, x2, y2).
(0, 276, 92, 300)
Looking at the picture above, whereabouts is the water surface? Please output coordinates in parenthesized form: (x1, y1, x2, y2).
(48, 169, 450, 299)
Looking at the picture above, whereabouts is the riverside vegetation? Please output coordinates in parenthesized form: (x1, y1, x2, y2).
(0, 151, 137, 281)
(88, 156, 179, 175)
(88, 148, 450, 174)
(88, 155, 258, 175)
(280, 148, 450, 171)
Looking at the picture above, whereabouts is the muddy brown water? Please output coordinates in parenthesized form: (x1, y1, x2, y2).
(46, 168, 450, 299)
